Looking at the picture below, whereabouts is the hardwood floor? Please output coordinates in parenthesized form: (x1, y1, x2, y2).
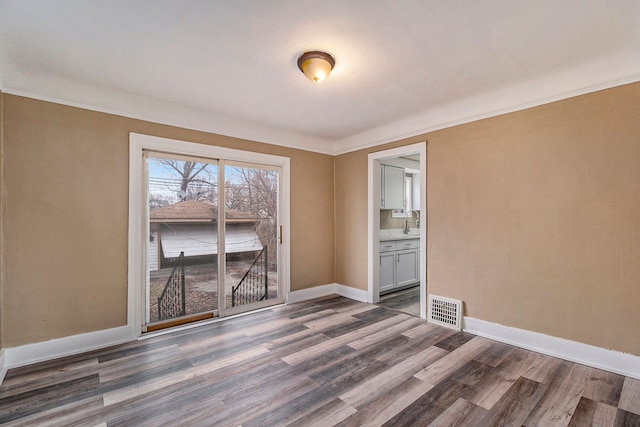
(378, 286, 420, 316)
(1, 296, 639, 426)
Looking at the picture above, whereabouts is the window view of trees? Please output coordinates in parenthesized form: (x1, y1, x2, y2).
(148, 162, 277, 252)
(224, 166, 279, 265)
(147, 159, 277, 224)
(148, 159, 217, 207)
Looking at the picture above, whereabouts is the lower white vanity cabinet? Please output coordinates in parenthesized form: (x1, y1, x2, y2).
(379, 239, 419, 294)
(379, 252, 396, 293)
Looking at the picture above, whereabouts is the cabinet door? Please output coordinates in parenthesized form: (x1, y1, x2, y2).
(382, 165, 405, 209)
(396, 248, 419, 287)
(379, 251, 396, 293)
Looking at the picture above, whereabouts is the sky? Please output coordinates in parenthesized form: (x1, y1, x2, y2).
(146, 157, 272, 204)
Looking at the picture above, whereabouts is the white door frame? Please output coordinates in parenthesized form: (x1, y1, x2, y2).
(368, 142, 427, 318)
(128, 133, 291, 338)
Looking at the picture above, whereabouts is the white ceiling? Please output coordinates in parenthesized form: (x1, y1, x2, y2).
(1, 0, 639, 154)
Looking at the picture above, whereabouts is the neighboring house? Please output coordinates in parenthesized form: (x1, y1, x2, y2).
(148, 200, 263, 271)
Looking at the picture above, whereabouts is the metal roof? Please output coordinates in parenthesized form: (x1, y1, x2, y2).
(159, 223, 262, 257)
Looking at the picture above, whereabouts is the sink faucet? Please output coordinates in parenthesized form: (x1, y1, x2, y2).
(404, 211, 411, 234)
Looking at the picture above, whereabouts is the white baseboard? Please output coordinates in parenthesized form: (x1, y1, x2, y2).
(287, 284, 335, 303)
(0, 350, 6, 385)
(287, 283, 369, 304)
(0, 326, 134, 385)
(6, 295, 635, 389)
(334, 283, 369, 302)
(464, 317, 640, 380)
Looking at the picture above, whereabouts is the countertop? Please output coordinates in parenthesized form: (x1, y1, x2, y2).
(379, 229, 420, 241)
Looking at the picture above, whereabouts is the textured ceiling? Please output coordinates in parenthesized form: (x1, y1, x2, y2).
(1, 0, 639, 154)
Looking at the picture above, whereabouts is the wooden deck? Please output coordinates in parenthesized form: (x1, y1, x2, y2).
(1, 296, 639, 426)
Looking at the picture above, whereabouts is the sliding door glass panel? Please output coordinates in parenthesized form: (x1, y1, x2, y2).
(145, 152, 218, 328)
(223, 162, 280, 314)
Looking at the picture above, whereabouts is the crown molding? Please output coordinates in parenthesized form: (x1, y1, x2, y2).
(3, 70, 640, 157)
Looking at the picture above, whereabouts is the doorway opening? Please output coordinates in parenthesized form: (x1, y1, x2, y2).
(368, 142, 426, 318)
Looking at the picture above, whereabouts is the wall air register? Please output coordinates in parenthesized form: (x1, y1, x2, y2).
(428, 294, 462, 331)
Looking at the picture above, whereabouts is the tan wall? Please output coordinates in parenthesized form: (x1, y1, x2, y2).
(335, 82, 640, 356)
(334, 139, 425, 291)
(4, 81, 640, 356)
(334, 151, 368, 290)
(1, 94, 334, 347)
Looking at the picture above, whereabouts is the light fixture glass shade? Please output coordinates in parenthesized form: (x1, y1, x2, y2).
(297, 51, 335, 83)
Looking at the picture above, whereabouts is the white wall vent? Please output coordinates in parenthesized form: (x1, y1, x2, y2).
(428, 294, 462, 331)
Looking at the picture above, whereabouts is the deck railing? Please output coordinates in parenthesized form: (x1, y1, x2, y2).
(158, 251, 185, 320)
(232, 246, 268, 307)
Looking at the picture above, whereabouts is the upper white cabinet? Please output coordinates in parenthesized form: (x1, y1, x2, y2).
(381, 164, 405, 209)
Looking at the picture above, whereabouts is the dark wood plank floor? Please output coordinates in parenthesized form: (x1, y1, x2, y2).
(1, 296, 639, 426)
(378, 286, 420, 317)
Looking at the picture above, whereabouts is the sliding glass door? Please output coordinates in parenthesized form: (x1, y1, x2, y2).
(143, 152, 282, 331)
(222, 161, 280, 315)
(145, 152, 219, 330)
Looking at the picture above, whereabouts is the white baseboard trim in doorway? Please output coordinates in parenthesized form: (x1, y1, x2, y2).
(464, 317, 640, 380)
(0, 326, 134, 385)
(288, 283, 369, 304)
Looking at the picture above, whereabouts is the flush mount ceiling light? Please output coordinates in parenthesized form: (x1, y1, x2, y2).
(297, 51, 335, 83)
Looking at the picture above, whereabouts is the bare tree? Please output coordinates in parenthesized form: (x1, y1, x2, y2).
(149, 192, 173, 209)
(157, 160, 216, 202)
(226, 167, 279, 268)
(224, 177, 249, 210)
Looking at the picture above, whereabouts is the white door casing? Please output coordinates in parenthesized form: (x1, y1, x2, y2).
(368, 142, 427, 318)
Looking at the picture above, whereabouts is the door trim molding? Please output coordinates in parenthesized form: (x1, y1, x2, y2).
(128, 133, 291, 338)
(367, 142, 427, 317)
